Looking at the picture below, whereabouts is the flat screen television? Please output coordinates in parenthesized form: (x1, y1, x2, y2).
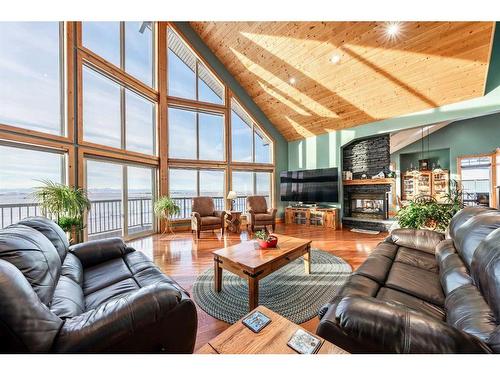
(280, 167, 339, 203)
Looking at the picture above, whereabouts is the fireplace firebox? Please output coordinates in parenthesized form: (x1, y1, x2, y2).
(348, 193, 389, 220)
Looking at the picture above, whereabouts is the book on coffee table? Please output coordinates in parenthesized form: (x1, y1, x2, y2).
(287, 329, 322, 354)
(242, 310, 272, 333)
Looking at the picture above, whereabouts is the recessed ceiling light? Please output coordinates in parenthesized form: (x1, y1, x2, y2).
(289, 77, 296, 85)
(330, 53, 341, 65)
(384, 22, 403, 41)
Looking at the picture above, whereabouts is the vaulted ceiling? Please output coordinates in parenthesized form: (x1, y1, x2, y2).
(190, 22, 495, 141)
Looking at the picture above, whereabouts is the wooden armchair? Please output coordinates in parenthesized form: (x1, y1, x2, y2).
(191, 197, 225, 239)
(246, 195, 277, 232)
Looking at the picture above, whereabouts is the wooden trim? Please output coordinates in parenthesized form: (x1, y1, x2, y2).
(78, 141, 158, 163)
(230, 162, 275, 171)
(78, 48, 158, 102)
(0, 123, 72, 144)
(0, 131, 72, 152)
(343, 178, 396, 186)
(168, 158, 228, 169)
(79, 145, 159, 166)
(167, 96, 226, 113)
(65, 22, 76, 143)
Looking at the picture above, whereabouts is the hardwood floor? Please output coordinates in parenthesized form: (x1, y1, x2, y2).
(127, 224, 386, 351)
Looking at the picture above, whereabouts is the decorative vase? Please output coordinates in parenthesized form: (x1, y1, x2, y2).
(257, 235, 278, 249)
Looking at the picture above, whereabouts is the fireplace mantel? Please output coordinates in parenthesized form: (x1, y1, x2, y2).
(343, 178, 396, 186)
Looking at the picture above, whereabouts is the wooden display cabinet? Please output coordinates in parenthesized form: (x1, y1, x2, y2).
(285, 206, 339, 229)
(432, 170, 450, 203)
(401, 170, 449, 202)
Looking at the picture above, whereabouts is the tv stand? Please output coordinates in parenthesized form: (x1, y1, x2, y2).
(285, 206, 339, 230)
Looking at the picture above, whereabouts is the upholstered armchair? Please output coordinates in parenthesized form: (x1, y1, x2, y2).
(246, 195, 277, 232)
(191, 197, 225, 239)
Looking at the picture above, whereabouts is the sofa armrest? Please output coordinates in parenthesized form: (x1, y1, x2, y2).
(247, 209, 256, 224)
(267, 207, 277, 218)
(319, 296, 490, 353)
(388, 228, 444, 254)
(69, 237, 132, 268)
(52, 283, 183, 353)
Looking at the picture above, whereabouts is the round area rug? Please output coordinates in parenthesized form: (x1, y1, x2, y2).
(192, 249, 352, 324)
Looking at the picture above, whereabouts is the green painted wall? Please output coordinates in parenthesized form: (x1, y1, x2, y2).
(398, 148, 451, 174)
(391, 112, 500, 179)
(172, 23, 288, 216)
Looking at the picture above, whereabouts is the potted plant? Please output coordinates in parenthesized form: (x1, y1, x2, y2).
(33, 180, 91, 243)
(154, 196, 180, 234)
(254, 230, 278, 249)
(396, 180, 464, 232)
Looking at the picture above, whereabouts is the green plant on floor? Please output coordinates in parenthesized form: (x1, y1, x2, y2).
(154, 196, 180, 234)
(397, 179, 464, 232)
(32, 180, 91, 243)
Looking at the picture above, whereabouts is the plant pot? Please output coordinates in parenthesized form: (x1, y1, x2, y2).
(257, 235, 278, 249)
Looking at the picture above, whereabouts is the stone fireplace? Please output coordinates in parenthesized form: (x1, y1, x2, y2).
(348, 193, 389, 220)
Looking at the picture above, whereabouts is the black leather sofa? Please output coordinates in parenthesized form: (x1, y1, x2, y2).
(0, 217, 197, 353)
(317, 207, 500, 353)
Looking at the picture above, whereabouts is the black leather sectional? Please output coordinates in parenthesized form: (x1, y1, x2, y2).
(0, 217, 197, 353)
(317, 207, 500, 353)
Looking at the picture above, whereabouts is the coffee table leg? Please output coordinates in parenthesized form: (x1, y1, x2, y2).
(304, 246, 311, 274)
(214, 257, 222, 292)
(248, 277, 259, 311)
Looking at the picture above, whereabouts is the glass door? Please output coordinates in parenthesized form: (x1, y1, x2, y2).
(85, 158, 156, 240)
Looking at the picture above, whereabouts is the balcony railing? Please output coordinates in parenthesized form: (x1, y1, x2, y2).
(0, 195, 269, 235)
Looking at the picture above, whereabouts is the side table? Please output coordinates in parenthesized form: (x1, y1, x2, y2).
(225, 210, 242, 233)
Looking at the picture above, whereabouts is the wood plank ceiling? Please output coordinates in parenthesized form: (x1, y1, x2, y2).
(190, 22, 495, 141)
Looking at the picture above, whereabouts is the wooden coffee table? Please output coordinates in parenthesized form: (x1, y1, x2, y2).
(196, 306, 348, 354)
(212, 234, 312, 311)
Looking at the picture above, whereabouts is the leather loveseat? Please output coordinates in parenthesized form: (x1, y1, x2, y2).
(0, 216, 197, 353)
(317, 207, 500, 353)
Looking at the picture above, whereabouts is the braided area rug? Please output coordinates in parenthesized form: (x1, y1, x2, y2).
(192, 249, 351, 324)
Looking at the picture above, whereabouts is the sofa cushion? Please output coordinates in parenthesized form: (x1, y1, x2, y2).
(377, 287, 445, 321)
(435, 239, 456, 264)
(246, 195, 268, 213)
(200, 216, 221, 226)
(192, 196, 215, 217)
(60, 253, 83, 285)
(17, 217, 69, 262)
(446, 284, 497, 342)
(0, 224, 61, 306)
(439, 253, 473, 295)
(85, 278, 139, 310)
(50, 275, 85, 318)
(453, 212, 500, 268)
(390, 228, 444, 254)
(254, 213, 274, 222)
(385, 262, 444, 306)
(448, 206, 496, 240)
(354, 254, 392, 284)
(371, 241, 398, 260)
(83, 257, 131, 295)
(470, 227, 500, 320)
(338, 274, 380, 298)
(395, 246, 438, 273)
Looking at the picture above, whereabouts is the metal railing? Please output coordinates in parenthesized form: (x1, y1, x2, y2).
(1, 195, 270, 234)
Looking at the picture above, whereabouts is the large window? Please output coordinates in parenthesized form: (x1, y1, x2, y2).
(85, 158, 155, 240)
(0, 22, 63, 135)
(167, 28, 224, 104)
(82, 65, 156, 154)
(169, 168, 225, 219)
(82, 22, 154, 87)
(231, 99, 272, 164)
(232, 171, 272, 213)
(168, 107, 224, 161)
(0, 143, 66, 228)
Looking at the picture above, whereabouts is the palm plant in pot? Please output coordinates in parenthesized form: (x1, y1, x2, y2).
(154, 196, 180, 235)
(33, 180, 91, 243)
